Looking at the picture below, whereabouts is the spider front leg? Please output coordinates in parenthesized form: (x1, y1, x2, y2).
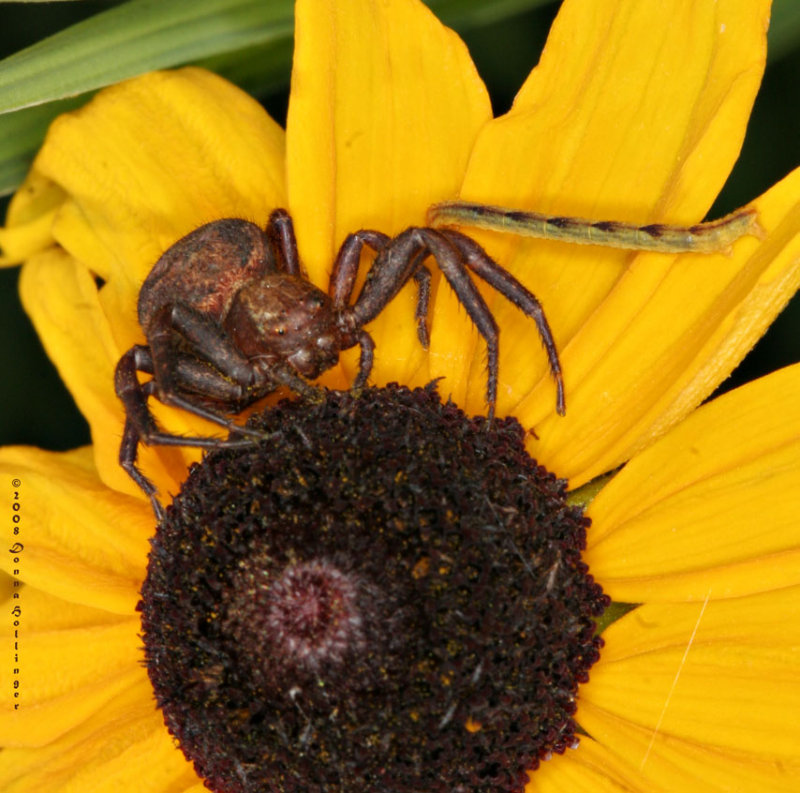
(265, 208, 302, 276)
(118, 415, 165, 520)
(350, 227, 564, 419)
(346, 228, 503, 416)
(410, 230, 505, 419)
(411, 262, 432, 348)
(330, 228, 433, 386)
(144, 302, 275, 434)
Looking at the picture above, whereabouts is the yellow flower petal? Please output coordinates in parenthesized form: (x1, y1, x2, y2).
(0, 678, 198, 793)
(586, 363, 800, 601)
(287, 0, 492, 388)
(576, 705, 799, 792)
(0, 588, 137, 745)
(432, 0, 774, 429)
(0, 617, 142, 746)
(583, 589, 800, 759)
(466, 0, 768, 220)
(461, 0, 767, 370)
(525, 167, 800, 484)
(0, 445, 150, 613)
(18, 247, 196, 501)
(34, 68, 286, 287)
(1, 584, 124, 633)
(573, 590, 800, 790)
(0, 171, 64, 266)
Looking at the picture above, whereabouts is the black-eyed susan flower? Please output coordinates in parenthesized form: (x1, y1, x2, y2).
(1, 0, 799, 791)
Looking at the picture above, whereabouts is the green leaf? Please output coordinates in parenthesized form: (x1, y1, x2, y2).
(594, 602, 638, 636)
(0, 0, 295, 196)
(768, 0, 800, 62)
(428, 0, 554, 28)
(0, 0, 293, 114)
(0, 0, 556, 197)
(196, 36, 294, 99)
(566, 470, 616, 509)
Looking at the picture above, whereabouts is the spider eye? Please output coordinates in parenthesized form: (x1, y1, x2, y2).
(276, 327, 286, 336)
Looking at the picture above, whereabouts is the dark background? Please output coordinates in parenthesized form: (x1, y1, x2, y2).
(0, 0, 797, 451)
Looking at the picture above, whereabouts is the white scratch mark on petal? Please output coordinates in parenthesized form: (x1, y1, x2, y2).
(640, 589, 712, 770)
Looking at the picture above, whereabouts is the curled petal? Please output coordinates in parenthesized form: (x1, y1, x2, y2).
(34, 68, 286, 285)
(0, 172, 64, 266)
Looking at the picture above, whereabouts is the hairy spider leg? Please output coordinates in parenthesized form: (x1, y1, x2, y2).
(329, 229, 391, 305)
(412, 261, 432, 348)
(115, 346, 266, 518)
(265, 208, 303, 276)
(343, 228, 504, 418)
(439, 229, 565, 416)
(145, 303, 273, 433)
(330, 229, 434, 386)
(118, 421, 165, 520)
(327, 229, 386, 388)
(254, 359, 331, 401)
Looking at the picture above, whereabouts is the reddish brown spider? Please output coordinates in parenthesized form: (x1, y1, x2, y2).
(115, 209, 564, 516)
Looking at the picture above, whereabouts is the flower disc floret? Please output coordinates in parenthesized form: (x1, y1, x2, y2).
(139, 384, 608, 793)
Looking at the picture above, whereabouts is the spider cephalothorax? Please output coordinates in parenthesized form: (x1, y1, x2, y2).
(114, 208, 564, 516)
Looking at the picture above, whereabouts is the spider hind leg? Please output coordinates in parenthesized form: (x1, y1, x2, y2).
(114, 345, 270, 517)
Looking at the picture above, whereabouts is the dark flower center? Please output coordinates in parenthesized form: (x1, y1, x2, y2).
(139, 383, 608, 793)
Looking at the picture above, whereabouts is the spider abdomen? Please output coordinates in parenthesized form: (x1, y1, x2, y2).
(138, 218, 274, 329)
